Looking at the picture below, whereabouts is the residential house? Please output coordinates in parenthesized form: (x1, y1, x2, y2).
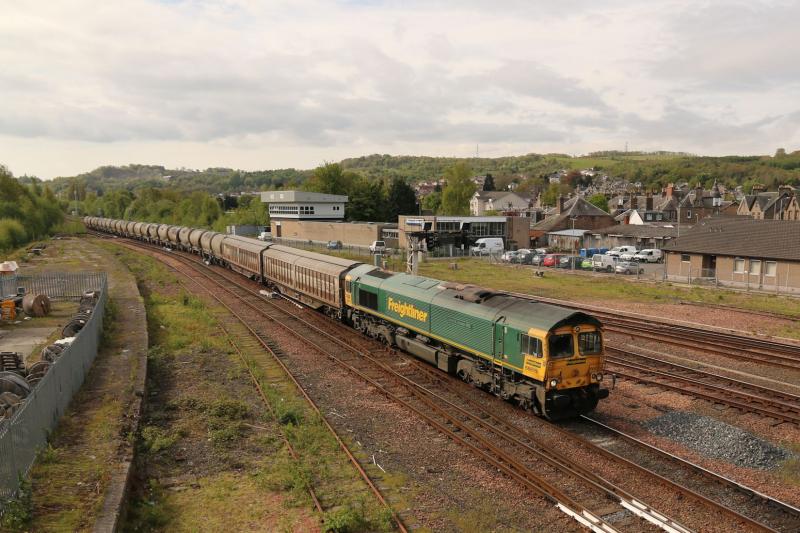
(530, 196, 616, 245)
(737, 185, 796, 220)
(662, 217, 800, 293)
(470, 191, 530, 216)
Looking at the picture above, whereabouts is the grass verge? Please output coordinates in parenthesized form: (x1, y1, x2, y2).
(113, 246, 394, 532)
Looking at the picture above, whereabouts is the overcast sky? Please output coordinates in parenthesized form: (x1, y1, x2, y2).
(2, 0, 799, 179)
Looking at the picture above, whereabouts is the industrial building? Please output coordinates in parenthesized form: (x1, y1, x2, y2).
(269, 219, 398, 249)
(397, 215, 530, 252)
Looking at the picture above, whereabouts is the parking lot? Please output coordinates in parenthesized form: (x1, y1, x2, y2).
(496, 250, 666, 280)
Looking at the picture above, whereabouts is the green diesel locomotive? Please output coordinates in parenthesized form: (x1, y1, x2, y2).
(345, 265, 609, 420)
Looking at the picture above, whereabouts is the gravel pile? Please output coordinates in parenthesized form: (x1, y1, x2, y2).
(646, 411, 791, 469)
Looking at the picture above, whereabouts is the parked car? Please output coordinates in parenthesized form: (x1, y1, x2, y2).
(592, 254, 618, 272)
(580, 258, 593, 270)
(607, 245, 637, 258)
(633, 249, 663, 263)
(501, 250, 519, 262)
(513, 250, 535, 264)
(326, 240, 343, 250)
(257, 231, 271, 241)
(531, 254, 544, 266)
(558, 255, 582, 269)
(534, 248, 548, 255)
(616, 261, 644, 275)
(471, 237, 504, 256)
(542, 254, 563, 267)
(369, 240, 387, 254)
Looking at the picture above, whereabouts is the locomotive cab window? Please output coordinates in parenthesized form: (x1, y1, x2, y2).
(520, 334, 542, 358)
(578, 331, 602, 355)
(358, 288, 378, 310)
(548, 333, 574, 359)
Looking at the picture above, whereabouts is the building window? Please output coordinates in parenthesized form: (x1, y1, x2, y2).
(733, 258, 745, 273)
(686, 210, 692, 219)
(749, 259, 761, 276)
(680, 254, 690, 262)
(437, 221, 460, 232)
(765, 261, 777, 277)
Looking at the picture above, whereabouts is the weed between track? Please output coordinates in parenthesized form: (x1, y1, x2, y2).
(112, 246, 393, 532)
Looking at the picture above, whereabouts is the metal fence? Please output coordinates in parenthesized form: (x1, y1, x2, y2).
(0, 274, 107, 509)
(1, 272, 108, 301)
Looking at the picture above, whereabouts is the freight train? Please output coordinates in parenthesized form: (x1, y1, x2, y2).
(85, 217, 609, 419)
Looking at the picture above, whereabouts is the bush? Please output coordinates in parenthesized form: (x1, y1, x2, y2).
(0, 218, 28, 251)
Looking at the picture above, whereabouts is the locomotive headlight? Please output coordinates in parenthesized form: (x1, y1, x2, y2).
(596, 373, 603, 382)
(549, 378, 558, 388)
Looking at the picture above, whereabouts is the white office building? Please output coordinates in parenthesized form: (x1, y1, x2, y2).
(260, 190, 347, 220)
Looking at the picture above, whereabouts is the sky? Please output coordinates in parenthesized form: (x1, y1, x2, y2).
(1, 0, 799, 179)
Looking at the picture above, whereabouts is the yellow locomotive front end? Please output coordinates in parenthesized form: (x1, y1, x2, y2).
(539, 323, 608, 419)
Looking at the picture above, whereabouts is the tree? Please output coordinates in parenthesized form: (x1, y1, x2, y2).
(304, 163, 354, 195)
(386, 178, 418, 221)
(588, 193, 609, 213)
(775, 148, 787, 158)
(347, 178, 386, 221)
(440, 162, 475, 215)
(421, 191, 441, 214)
(482, 174, 496, 191)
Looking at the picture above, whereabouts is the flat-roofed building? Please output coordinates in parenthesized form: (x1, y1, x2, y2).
(260, 190, 347, 220)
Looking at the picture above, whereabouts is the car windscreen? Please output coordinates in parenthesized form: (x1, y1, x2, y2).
(548, 334, 574, 359)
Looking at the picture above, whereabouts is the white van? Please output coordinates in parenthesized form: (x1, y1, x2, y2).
(607, 245, 637, 258)
(592, 254, 618, 272)
(633, 249, 663, 263)
(471, 237, 504, 256)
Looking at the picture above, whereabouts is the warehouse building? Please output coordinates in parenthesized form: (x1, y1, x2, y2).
(662, 217, 800, 293)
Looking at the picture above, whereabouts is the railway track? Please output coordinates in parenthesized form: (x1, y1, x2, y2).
(410, 359, 800, 533)
(103, 237, 799, 532)
(606, 347, 800, 425)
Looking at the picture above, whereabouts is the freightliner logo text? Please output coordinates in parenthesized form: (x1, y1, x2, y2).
(387, 297, 428, 322)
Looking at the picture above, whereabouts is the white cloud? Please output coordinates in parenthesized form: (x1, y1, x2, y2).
(0, 0, 798, 178)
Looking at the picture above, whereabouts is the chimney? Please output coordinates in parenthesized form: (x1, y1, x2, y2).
(630, 195, 638, 210)
(665, 183, 674, 199)
(624, 214, 630, 225)
(646, 194, 654, 211)
(558, 195, 565, 214)
(751, 184, 765, 194)
(778, 184, 794, 197)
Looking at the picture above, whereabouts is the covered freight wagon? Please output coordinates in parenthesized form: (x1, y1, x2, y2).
(262, 244, 360, 309)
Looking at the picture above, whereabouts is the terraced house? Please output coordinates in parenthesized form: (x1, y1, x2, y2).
(662, 217, 800, 293)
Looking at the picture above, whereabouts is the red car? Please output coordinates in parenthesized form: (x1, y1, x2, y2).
(542, 254, 563, 267)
